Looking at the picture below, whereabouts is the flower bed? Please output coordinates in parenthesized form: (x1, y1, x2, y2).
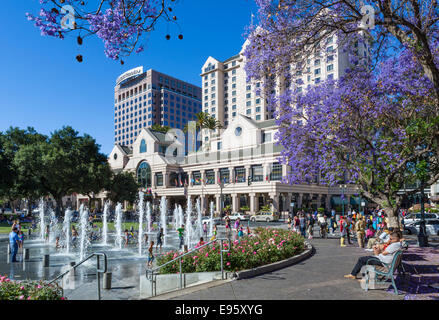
(157, 227, 305, 274)
(0, 276, 65, 300)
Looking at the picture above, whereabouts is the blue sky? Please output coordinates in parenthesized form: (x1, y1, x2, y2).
(0, 0, 258, 155)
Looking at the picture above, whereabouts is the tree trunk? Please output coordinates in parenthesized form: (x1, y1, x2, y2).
(383, 207, 401, 230)
(55, 196, 64, 217)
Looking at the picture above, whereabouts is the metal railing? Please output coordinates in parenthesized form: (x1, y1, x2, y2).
(49, 252, 107, 300)
(145, 238, 230, 297)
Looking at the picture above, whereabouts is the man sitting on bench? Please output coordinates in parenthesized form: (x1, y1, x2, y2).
(344, 232, 402, 279)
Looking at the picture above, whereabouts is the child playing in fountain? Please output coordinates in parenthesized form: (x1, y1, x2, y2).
(196, 237, 205, 247)
(156, 228, 163, 253)
(124, 229, 130, 246)
(45, 225, 50, 243)
(18, 230, 24, 249)
(144, 233, 149, 246)
(238, 226, 244, 243)
(210, 225, 217, 241)
(203, 222, 208, 238)
(71, 225, 78, 247)
(177, 225, 185, 249)
(147, 241, 155, 268)
(55, 236, 61, 249)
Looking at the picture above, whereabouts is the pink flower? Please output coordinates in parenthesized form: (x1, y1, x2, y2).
(60, 297, 66, 300)
(254, 242, 259, 245)
(242, 250, 245, 253)
(253, 251, 257, 254)
(37, 285, 42, 289)
(227, 253, 231, 256)
(19, 295, 24, 300)
(20, 286, 24, 290)
(226, 262, 230, 266)
(205, 253, 209, 257)
(27, 297, 31, 300)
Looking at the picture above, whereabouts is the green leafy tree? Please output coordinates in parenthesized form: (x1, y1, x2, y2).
(151, 124, 171, 133)
(13, 126, 111, 215)
(1, 127, 47, 210)
(106, 171, 139, 204)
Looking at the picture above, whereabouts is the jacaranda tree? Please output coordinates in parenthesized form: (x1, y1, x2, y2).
(244, 0, 439, 226)
(26, 0, 182, 62)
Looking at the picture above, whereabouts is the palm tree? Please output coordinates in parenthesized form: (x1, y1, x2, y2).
(183, 112, 221, 132)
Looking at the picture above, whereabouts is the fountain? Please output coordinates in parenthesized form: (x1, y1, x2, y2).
(115, 203, 123, 250)
(102, 201, 110, 245)
(159, 197, 167, 247)
(38, 198, 45, 240)
(79, 204, 90, 260)
(63, 208, 73, 253)
(209, 201, 214, 237)
(173, 204, 179, 231)
(137, 191, 145, 255)
(172, 204, 177, 230)
(196, 198, 203, 239)
(185, 196, 194, 249)
(146, 201, 151, 233)
(177, 205, 184, 230)
(48, 208, 60, 244)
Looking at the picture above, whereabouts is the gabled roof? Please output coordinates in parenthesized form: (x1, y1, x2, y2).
(223, 54, 240, 63)
(149, 129, 173, 145)
(115, 144, 132, 155)
(255, 119, 277, 129)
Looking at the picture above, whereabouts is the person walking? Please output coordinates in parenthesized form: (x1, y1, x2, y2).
(299, 213, 306, 237)
(355, 216, 366, 248)
(307, 214, 314, 239)
(317, 213, 327, 238)
(346, 217, 353, 244)
(9, 227, 20, 262)
(340, 217, 347, 247)
(293, 215, 300, 233)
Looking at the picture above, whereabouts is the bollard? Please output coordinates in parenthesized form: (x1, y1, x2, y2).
(7, 243, 11, 255)
(24, 248, 30, 261)
(103, 272, 112, 290)
(43, 254, 50, 267)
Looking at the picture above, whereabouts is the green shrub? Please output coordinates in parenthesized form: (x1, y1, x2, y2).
(157, 228, 305, 274)
(0, 276, 65, 300)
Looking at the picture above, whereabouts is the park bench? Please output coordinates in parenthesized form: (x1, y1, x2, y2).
(363, 240, 409, 295)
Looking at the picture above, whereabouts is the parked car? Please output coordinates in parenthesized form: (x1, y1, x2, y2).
(250, 211, 279, 222)
(201, 217, 222, 226)
(404, 219, 439, 236)
(403, 212, 439, 225)
(224, 213, 250, 221)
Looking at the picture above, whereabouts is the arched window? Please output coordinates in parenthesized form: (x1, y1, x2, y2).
(137, 161, 151, 188)
(140, 139, 147, 153)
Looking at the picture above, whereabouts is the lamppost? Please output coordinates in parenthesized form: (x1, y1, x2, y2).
(356, 187, 362, 215)
(418, 184, 429, 247)
(339, 184, 347, 217)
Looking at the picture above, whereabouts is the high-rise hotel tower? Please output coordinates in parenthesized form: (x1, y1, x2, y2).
(114, 67, 202, 147)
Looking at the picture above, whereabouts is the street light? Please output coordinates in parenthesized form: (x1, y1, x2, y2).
(339, 184, 347, 217)
(418, 185, 429, 247)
